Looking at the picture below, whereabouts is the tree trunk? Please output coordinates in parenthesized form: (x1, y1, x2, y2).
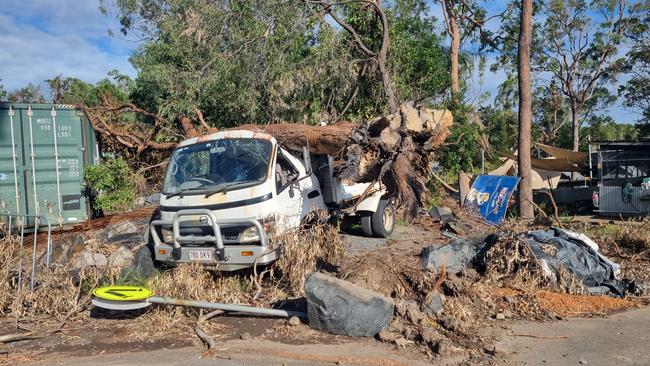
(449, 13, 460, 96)
(571, 104, 580, 151)
(378, 58, 398, 114)
(376, 3, 399, 114)
(517, 0, 534, 220)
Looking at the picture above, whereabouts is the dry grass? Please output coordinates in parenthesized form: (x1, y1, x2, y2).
(614, 219, 650, 254)
(270, 211, 344, 295)
(0, 235, 124, 320)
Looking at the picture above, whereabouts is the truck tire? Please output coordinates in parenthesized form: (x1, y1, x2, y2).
(360, 214, 374, 237)
(371, 200, 394, 238)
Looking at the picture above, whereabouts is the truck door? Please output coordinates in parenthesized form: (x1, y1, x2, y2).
(273, 149, 318, 228)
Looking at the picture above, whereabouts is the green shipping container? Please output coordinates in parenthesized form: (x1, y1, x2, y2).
(0, 102, 99, 227)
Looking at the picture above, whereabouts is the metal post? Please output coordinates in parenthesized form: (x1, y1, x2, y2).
(481, 149, 485, 174)
(27, 106, 39, 220)
(30, 217, 39, 291)
(8, 106, 20, 219)
(45, 218, 52, 266)
(50, 107, 64, 227)
(587, 135, 594, 181)
(17, 221, 25, 289)
(148, 296, 306, 318)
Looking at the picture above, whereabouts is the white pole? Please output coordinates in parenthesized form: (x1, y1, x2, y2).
(51, 107, 63, 227)
(8, 106, 20, 219)
(27, 106, 39, 218)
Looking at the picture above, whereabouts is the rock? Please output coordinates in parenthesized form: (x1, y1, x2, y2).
(420, 329, 442, 345)
(377, 331, 399, 342)
(395, 300, 425, 324)
(433, 339, 465, 356)
(495, 312, 506, 320)
(421, 238, 477, 273)
(579, 360, 588, 364)
(51, 243, 72, 265)
(423, 290, 445, 317)
(93, 253, 108, 266)
(403, 327, 417, 341)
(128, 247, 157, 279)
(429, 206, 456, 224)
(75, 250, 107, 268)
(240, 332, 251, 340)
(406, 302, 425, 324)
(108, 246, 135, 267)
(484, 345, 507, 357)
(502, 310, 513, 319)
(394, 337, 410, 347)
(71, 235, 86, 255)
(304, 272, 394, 337)
(441, 317, 463, 332)
(287, 316, 301, 326)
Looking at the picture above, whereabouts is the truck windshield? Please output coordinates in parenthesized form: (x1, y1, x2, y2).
(162, 138, 272, 195)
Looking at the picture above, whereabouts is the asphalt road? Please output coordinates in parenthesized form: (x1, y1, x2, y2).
(28, 339, 433, 366)
(498, 305, 650, 365)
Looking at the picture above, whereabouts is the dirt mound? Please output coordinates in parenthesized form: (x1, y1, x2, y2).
(534, 290, 638, 317)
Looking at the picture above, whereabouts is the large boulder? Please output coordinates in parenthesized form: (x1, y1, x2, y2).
(129, 246, 157, 279)
(109, 246, 135, 267)
(74, 250, 107, 268)
(304, 272, 394, 337)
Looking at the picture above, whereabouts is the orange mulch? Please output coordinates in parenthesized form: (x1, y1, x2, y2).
(535, 290, 639, 317)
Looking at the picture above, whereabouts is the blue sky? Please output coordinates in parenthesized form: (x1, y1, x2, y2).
(0, 0, 640, 123)
(0, 0, 136, 94)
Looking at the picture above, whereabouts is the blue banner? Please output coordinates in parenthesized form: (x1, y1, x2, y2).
(464, 175, 520, 225)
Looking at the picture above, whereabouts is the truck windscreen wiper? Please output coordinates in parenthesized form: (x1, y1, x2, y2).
(204, 181, 256, 198)
(165, 187, 206, 199)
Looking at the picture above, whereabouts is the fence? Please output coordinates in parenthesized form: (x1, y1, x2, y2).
(0, 213, 53, 291)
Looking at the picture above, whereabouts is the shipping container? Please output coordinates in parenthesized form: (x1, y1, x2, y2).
(0, 102, 99, 227)
(591, 140, 650, 216)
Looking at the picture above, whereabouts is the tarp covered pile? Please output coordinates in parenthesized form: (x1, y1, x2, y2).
(421, 228, 639, 298)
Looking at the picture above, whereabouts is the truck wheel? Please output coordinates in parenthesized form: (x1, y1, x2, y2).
(371, 200, 394, 238)
(360, 214, 374, 237)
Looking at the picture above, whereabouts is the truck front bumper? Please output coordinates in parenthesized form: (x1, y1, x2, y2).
(149, 208, 277, 271)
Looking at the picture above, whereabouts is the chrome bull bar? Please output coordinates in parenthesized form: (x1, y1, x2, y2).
(150, 209, 267, 263)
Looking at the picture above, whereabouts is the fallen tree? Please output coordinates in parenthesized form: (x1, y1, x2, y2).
(235, 104, 453, 220)
(84, 94, 452, 220)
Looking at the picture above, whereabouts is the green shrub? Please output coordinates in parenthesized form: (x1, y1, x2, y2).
(85, 158, 138, 213)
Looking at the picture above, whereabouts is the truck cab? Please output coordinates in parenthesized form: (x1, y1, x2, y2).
(149, 130, 393, 270)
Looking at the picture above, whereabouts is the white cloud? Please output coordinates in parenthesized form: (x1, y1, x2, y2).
(0, 0, 136, 93)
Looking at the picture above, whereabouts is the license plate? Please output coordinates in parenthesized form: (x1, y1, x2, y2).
(189, 250, 213, 261)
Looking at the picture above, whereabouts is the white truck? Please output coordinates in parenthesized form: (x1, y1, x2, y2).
(148, 130, 395, 271)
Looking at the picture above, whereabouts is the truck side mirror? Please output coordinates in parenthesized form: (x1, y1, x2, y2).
(302, 146, 312, 176)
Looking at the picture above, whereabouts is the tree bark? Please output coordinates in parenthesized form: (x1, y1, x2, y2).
(571, 103, 580, 151)
(446, 2, 461, 96)
(517, 0, 534, 220)
(375, 2, 399, 113)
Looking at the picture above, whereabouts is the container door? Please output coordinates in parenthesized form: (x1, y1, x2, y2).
(21, 106, 87, 226)
(0, 107, 27, 219)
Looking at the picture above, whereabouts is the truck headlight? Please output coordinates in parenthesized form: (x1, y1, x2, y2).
(240, 226, 261, 243)
(160, 228, 174, 243)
